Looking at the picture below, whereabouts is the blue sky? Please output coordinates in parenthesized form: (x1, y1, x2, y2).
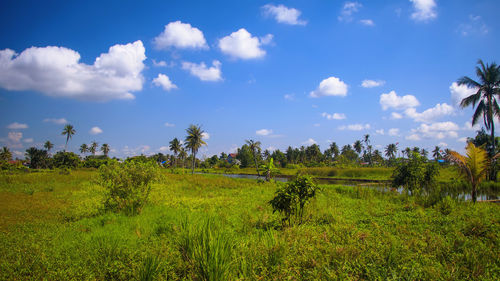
(0, 0, 498, 159)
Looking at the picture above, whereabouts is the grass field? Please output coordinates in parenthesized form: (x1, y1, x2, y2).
(1, 170, 499, 280)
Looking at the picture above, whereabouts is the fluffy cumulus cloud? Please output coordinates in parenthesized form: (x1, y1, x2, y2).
(359, 19, 375, 26)
(262, 4, 307, 25)
(310, 77, 348, 98)
(89, 126, 103, 135)
(449, 82, 476, 107)
(8, 132, 23, 143)
(302, 138, 317, 145)
(159, 146, 169, 152)
(153, 21, 208, 50)
(218, 29, 271, 60)
(361, 79, 385, 88)
(409, 121, 460, 140)
(43, 118, 68, 125)
(7, 122, 28, 129)
(463, 121, 480, 131)
(391, 112, 403, 120)
(410, 0, 437, 22)
(0, 41, 146, 101)
(388, 128, 400, 136)
(376, 129, 384, 135)
(321, 112, 346, 120)
(379, 90, 420, 110)
(338, 2, 362, 22)
(182, 60, 222, 81)
(202, 132, 210, 140)
(256, 129, 273, 136)
(339, 123, 371, 131)
(153, 74, 177, 91)
(404, 103, 454, 123)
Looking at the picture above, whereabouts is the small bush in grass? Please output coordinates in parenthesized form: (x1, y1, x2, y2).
(269, 175, 319, 226)
(97, 161, 160, 215)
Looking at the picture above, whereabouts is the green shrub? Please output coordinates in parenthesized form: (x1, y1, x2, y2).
(53, 151, 80, 169)
(391, 152, 439, 196)
(97, 161, 160, 215)
(269, 175, 319, 226)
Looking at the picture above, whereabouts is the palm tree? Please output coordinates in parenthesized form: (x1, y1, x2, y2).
(446, 142, 492, 203)
(363, 134, 372, 164)
(178, 148, 187, 169)
(184, 125, 207, 174)
(329, 142, 339, 160)
(404, 147, 412, 158)
(101, 143, 110, 157)
(44, 141, 53, 153)
(89, 141, 98, 156)
(432, 146, 441, 161)
(61, 124, 75, 151)
(169, 138, 181, 168)
(79, 144, 88, 156)
(385, 143, 397, 159)
(246, 139, 262, 176)
(421, 148, 428, 159)
(353, 140, 363, 156)
(458, 60, 500, 180)
(0, 146, 12, 162)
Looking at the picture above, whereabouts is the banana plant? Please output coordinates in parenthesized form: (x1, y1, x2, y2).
(260, 158, 279, 181)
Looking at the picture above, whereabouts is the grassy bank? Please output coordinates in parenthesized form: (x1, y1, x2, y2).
(1, 170, 499, 280)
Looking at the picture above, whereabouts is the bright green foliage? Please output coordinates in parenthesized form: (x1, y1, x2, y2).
(97, 161, 160, 215)
(25, 147, 50, 169)
(260, 158, 279, 181)
(138, 255, 162, 281)
(0, 146, 12, 162)
(53, 151, 80, 169)
(269, 175, 319, 225)
(391, 152, 439, 195)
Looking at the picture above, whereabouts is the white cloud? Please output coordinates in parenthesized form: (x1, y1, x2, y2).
(182, 60, 222, 82)
(23, 138, 33, 143)
(410, 0, 437, 22)
(89, 126, 103, 135)
(388, 128, 400, 136)
(153, 21, 207, 50)
(0, 41, 146, 101)
(202, 132, 210, 140)
(450, 82, 476, 107)
(43, 118, 68, 125)
(404, 103, 454, 123)
(122, 145, 151, 156)
(259, 34, 274, 45)
(338, 2, 362, 22)
(164, 122, 175, 127)
(376, 129, 384, 135)
(310, 77, 348, 98)
(463, 121, 480, 131)
(457, 137, 468, 143)
(361, 79, 385, 88)
(7, 122, 28, 129)
(159, 146, 169, 153)
(256, 129, 273, 136)
(266, 146, 277, 152)
(457, 15, 489, 36)
(406, 134, 421, 141)
(152, 59, 167, 67)
(339, 123, 371, 131)
(302, 138, 317, 145)
(359, 19, 375, 26)
(379, 90, 420, 110)
(262, 4, 307, 25)
(218, 28, 270, 60)
(322, 112, 346, 120)
(410, 121, 460, 140)
(153, 74, 177, 91)
(8, 132, 22, 143)
(391, 112, 403, 120)
(284, 94, 295, 101)
(438, 142, 448, 147)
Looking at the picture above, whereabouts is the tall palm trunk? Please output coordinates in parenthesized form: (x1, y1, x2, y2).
(191, 150, 196, 174)
(490, 121, 497, 181)
(253, 151, 260, 176)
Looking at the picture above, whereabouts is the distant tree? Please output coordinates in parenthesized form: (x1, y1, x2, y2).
(363, 134, 372, 164)
(61, 124, 75, 152)
(185, 124, 207, 174)
(372, 149, 384, 164)
(25, 147, 49, 169)
(169, 138, 182, 168)
(385, 143, 397, 159)
(432, 146, 441, 161)
(271, 149, 287, 168)
(404, 147, 412, 158)
(178, 148, 187, 168)
(263, 149, 271, 161)
(44, 141, 54, 153)
(305, 144, 323, 163)
(245, 139, 262, 176)
(329, 142, 340, 160)
(353, 140, 363, 156)
(79, 144, 88, 156)
(53, 151, 80, 169)
(468, 128, 500, 157)
(412, 147, 421, 155)
(0, 146, 12, 162)
(420, 148, 428, 159)
(90, 141, 98, 156)
(340, 144, 358, 163)
(101, 143, 110, 157)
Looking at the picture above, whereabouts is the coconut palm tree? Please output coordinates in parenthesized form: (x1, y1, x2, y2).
(89, 141, 98, 156)
(353, 140, 363, 156)
(404, 147, 412, 158)
(79, 144, 88, 156)
(0, 146, 12, 162)
(245, 139, 262, 176)
(458, 60, 500, 180)
(169, 138, 181, 168)
(446, 142, 493, 203)
(178, 148, 187, 169)
(61, 124, 75, 151)
(432, 146, 441, 161)
(184, 125, 206, 174)
(101, 143, 110, 157)
(385, 143, 397, 159)
(44, 141, 53, 153)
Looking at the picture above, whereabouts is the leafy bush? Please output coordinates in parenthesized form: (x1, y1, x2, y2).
(97, 161, 160, 215)
(269, 175, 319, 226)
(53, 151, 80, 169)
(391, 152, 439, 196)
(82, 156, 114, 168)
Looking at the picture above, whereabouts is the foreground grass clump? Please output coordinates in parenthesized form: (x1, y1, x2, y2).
(0, 170, 499, 280)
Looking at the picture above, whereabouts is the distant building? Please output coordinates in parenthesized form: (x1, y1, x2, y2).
(227, 153, 237, 164)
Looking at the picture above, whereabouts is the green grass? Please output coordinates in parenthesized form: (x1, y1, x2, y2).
(0, 170, 499, 280)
